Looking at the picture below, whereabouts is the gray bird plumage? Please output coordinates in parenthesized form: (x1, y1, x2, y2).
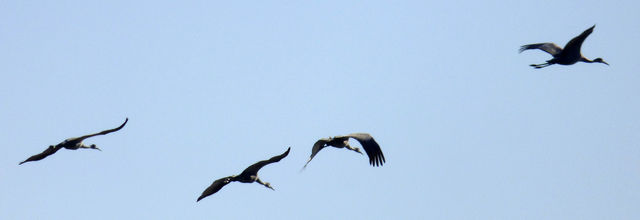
(520, 25, 608, 68)
(197, 147, 290, 202)
(19, 118, 128, 165)
(303, 133, 386, 169)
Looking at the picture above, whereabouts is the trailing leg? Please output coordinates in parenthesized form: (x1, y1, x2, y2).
(530, 63, 551, 69)
(255, 178, 274, 190)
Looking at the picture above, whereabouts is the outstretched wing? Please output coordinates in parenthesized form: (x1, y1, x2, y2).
(302, 138, 329, 170)
(197, 176, 234, 202)
(240, 147, 291, 176)
(519, 43, 562, 56)
(346, 133, 386, 167)
(563, 25, 595, 55)
(19, 145, 63, 165)
(74, 118, 129, 141)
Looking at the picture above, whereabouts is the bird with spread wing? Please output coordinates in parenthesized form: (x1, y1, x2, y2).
(520, 25, 608, 68)
(197, 147, 290, 202)
(19, 118, 128, 165)
(303, 133, 385, 170)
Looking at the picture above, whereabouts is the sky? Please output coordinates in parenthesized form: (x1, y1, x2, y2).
(1, 0, 640, 219)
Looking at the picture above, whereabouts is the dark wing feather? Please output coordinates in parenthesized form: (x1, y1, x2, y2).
(347, 133, 386, 167)
(302, 139, 329, 170)
(19, 145, 63, 165)
(74, 118, 128, 141)
(197, 176, 234, 202)
(563, 25, 595, 55)
(240, 147, 290, 176)
(519, 43, 562, 56)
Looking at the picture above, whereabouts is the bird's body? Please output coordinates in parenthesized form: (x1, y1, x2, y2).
(19, 118, 128, 165)
(520, 25, 608, 68)
(197, 147, 290, 202)
(58, 138, 93, 150)
(303, 133, 386, 169)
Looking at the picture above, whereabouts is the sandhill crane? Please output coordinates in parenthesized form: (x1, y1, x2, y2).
(197, 147, 290, 202)
(303, 133, 385, 169)
(19, 118, 128, 165)
(520, 25, 608, 68)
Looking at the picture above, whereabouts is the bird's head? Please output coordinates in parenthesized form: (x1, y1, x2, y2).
(264, 182, 275, 190)
(354, 147, 363, 155)
(90, 144, 101, 151)
(594, 58, 609, 65)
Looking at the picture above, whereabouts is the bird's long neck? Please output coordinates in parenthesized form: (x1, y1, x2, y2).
(580, 57, 595, 63)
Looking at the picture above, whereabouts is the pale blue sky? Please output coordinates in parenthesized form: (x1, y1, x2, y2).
(1, 1, 639, 219)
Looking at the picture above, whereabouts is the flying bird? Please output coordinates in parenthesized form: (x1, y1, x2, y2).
(19, 118, 128, 165)
(303, 133, 385, 169)
(519, 25, 608, 68)
(197, 147, 290, 202)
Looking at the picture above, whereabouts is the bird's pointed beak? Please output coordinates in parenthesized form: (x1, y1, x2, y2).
(603, 61, 609, 65)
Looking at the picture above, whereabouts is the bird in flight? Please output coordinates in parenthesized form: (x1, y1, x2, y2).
(303, 133, 385, 169)
(520, 25, 608, 68)
(19, 118, 128, 165)
(197, 147, 290, 202)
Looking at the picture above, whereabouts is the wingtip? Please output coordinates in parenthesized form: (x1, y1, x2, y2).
(369, 155, 385, 167)
(518, 45, 529, 53)
(115, 118, 129, 129)
(283, 147, 291, 155)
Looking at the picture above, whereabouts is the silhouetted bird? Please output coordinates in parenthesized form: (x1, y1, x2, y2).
(19, 118, 128, 165)
(520, 25, 608, 68)
(197, 147, 290, 202)
(303, 133, 385, 169)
